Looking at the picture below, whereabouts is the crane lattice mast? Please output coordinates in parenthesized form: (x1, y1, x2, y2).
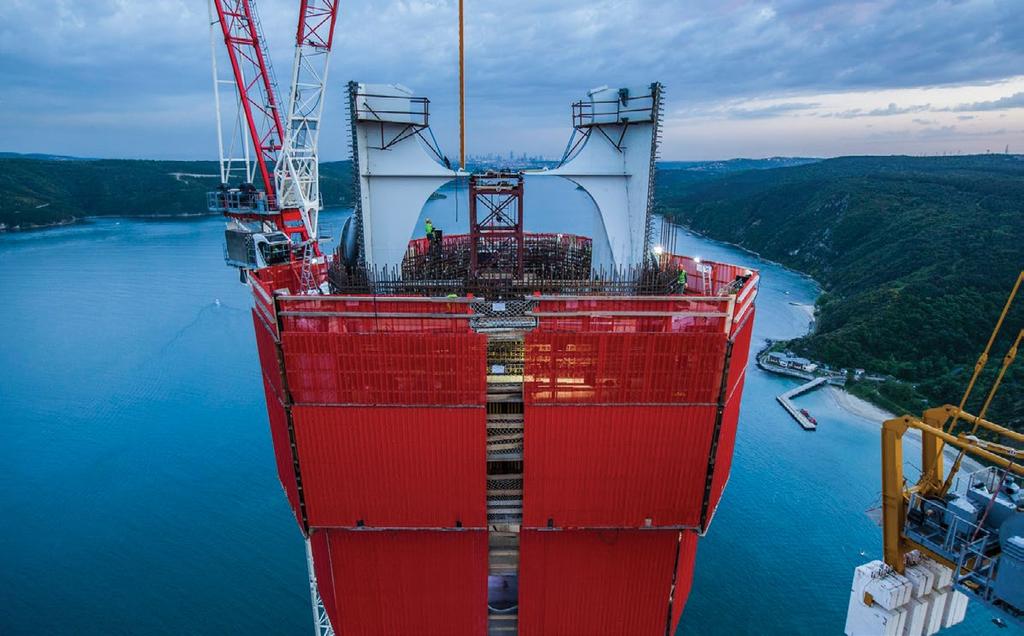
(275, 0, 340, 246)
(210, 0, 285, 203)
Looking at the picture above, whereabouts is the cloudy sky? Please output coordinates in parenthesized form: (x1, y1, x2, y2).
(1, 0, 1023, 160)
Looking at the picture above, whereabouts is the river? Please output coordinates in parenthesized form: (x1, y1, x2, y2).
(0, 179, 1000, 634)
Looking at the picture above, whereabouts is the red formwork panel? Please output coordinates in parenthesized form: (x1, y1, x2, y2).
(524, 332, 727, 405)
(252, 311, 303, 529)
(323, 529, 488, 635)
(281, 332, 487, 405)
(725, 307, 756, 395)
(309, 529, 337, 628)
(706, 372, 746, 530)
(670, 531, 700, 635)
(523, 405, 717, 528)
(518, 529, 680, 636)
(259, 374, 303, 530)
(703, 309, 755, 530)
(292, 406, 487, 528)
(252, 310, 284, 402)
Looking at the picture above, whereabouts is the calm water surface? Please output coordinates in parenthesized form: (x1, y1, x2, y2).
(0, 183, 1001, 634)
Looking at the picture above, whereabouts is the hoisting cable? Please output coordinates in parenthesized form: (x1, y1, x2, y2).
(970, 329, 1023, 435)
(458, 0, 466, 170)
(940, 327, 1024, 496)
(946, 270, 1023, 437)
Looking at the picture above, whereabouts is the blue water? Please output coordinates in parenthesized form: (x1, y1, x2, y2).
(0, 200, 1002, 634)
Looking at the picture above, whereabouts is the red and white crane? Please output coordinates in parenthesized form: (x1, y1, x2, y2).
(208, 2, 339, 629)
(208, 0, 339, 286)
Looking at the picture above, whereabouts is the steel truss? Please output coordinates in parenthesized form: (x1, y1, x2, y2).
(210, 0, 285, 199)
(305, 538, 335, 636)
(275, 0, 340, 243)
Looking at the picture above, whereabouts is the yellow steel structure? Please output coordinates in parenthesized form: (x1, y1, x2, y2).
(881, 407, 1024, 573)
(879, 270, 1024, 575)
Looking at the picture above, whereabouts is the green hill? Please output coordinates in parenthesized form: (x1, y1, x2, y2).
(0, 157, 354, 230)
(659, 154, 1024, 429)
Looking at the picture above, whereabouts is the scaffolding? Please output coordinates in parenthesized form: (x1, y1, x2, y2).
(469, 172, 525, 279)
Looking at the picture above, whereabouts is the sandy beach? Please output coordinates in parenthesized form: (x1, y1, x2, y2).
(827, 386, 894, 423)
(825, 386, 984, 479)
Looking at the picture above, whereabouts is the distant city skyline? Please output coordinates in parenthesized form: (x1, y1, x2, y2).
(1, 1, 1022, 161)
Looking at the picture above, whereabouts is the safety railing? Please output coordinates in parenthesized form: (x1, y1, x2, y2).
(251, 247, 758, 337)
(903, 492, 994, 561)
(207, 189, 276, 214)
(572, 87, 658, 127)
(352, 90, 429, 127)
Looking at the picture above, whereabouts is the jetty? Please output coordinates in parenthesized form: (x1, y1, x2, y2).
(777, 377, 828, 430)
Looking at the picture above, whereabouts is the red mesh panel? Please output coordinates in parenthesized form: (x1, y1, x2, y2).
(293, 406, 487, 528)
(670, 531, 700, 634)
(534, 297, 730, 334)
(324, 529, 488, 635)
(518, 529, 679, 636)
(278, 296, 474, 335)
(524, 332, 727, 405)
(281, 332, 487, 405)
(523, 405, 717, 528)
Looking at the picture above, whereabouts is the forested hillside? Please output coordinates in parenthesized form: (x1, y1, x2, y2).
(0, 157, 353, 230)
(659, 154, 1024, 428)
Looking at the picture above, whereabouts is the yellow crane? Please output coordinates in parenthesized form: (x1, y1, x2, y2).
(847, 271, 1024, 635)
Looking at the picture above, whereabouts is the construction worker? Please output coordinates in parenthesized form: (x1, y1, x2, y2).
(425, 218, 435, 239)
(677, 265, 688, 292)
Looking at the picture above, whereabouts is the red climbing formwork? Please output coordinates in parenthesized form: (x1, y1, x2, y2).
(706, 308, 757, 528)
(319, 529, 489, 636)
(518, 529, 693, 636)
(242, 251, 759, 635)
(252, 310, 303, 530)
(292, 405, 487, 528)
(523, 405, 718, 529)
(670, 531, 701, 634)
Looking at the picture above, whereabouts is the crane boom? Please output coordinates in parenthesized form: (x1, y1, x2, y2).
(209, 0, 340, 281)
(275, 0, 341, 243)
(210, 0, 285, 200)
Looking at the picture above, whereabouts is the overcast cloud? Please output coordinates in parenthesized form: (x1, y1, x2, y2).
(1, 0, 1023, 159)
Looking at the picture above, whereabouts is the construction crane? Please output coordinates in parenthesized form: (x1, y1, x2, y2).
(208, 0, 339, 290)
(846, 271, 1024, 636)
(208, 3, 340, 633)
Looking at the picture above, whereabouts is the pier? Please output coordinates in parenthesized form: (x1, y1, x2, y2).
(776, 377, 828, 430)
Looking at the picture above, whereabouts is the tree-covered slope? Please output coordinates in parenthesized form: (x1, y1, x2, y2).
(0, 157, 354, 229)
(660, 154, 1024, 428)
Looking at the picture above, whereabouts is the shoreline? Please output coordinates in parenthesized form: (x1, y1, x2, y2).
(674, 223, 823, 293)
(826, 385, 895, 422)
(670, 220, 917, 422)
(0, 211, 225, 234)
